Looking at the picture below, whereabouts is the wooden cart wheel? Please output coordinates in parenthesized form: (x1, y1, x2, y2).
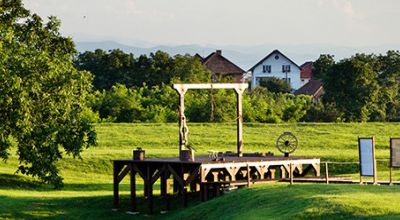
(276, 132, 298, 154)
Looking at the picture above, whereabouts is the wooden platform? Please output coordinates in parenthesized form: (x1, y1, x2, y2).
(113, 155, 320, 213)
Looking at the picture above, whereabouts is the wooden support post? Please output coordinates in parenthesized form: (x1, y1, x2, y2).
(147, 165, 153, 214)
(161, 168, 170, 196)
(325, 162, 329, 184)
(280, 166, 286, 179)
(270, 168, 276, 179)
(113, 161, 120, 210)
(130, 165, 137, 212)
(247, 164, 251, 187)
(290, 163, 293, 185)
(161, 167, 170, 210)
(235, 87, 244, 157)
(183, 187, 188, 207)
(390, 166, 393, 186)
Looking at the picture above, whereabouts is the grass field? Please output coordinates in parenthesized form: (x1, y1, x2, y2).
(1, 122, 400, 219)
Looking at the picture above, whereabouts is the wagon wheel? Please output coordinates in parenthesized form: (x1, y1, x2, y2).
(276, 132, 298, 154)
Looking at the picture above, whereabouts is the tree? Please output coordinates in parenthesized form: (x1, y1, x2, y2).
(258, 77, 292, 93)
(0, 0, 96, 187)
(323, 54, 380, 121)
(313, 54, 335, 80)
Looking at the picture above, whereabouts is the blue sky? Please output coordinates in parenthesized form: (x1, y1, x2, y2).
(24, 0, 400, 48)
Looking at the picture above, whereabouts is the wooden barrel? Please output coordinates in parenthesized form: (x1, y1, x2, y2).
(180, 150, 194, 162)
(133, 149, 145, 160)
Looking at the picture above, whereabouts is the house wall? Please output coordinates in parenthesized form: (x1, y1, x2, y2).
(251, 51, 303, 90)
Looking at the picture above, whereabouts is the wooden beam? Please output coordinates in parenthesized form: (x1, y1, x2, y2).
(151, 165, 166, 185)
(184, 166, 200, 185)
(117, 165, 131, 183)
(173, 83, 248, 90)
(132, 164, 146, 180)
(168, 165, 185, 187)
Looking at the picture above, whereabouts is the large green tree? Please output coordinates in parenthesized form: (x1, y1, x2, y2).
(313, 54, 335, 80)
(323, 54, 392, 121)
(0, 0, 96, 187)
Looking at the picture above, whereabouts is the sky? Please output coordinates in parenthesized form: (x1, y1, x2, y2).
(24, 0, 400, 48)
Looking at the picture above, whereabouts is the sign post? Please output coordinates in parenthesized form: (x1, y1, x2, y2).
(358, 137, 377, 185)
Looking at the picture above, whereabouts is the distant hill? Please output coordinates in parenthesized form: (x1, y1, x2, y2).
(76, 41, 400, 70)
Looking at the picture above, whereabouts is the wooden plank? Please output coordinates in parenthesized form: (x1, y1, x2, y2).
(200, 159, 321, 170)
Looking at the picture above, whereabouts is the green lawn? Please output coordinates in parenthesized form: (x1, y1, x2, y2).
(1, 123, 400, 219)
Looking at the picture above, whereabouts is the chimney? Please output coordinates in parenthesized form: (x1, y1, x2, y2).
(216, 50, 222, 55)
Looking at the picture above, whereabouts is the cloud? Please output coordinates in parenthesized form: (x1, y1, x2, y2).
(342, 1, 364, 20)
(318, 0, 364, 20)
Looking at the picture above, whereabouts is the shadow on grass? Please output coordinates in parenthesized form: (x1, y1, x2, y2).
(0, 174, 147, 192)
(0, 192, 201, 220)
(0, 174, 44, 190)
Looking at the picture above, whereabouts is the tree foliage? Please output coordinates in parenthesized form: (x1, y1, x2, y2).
(322, 52, 400, 122)
(258, 77, 292, 93)
(75, 50, 211, 90)
(0, 0, 96, 187)
(313, 54, 335, 80)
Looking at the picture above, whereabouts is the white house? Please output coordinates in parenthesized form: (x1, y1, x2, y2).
(248, 50, 305, 90)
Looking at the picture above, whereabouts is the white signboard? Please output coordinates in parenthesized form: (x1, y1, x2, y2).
(359, 138, 375, 176)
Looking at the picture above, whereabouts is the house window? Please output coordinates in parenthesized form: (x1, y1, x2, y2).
(262, 65, 271, 73)
(275, 55, 279, 60)
(282, 65, 291, 73)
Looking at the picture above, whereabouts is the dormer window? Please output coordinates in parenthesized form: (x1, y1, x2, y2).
(262, 65, 271, 73)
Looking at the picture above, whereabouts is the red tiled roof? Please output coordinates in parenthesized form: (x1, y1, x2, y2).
(300, 61, 313, 79)
(201, 50, 245, 75)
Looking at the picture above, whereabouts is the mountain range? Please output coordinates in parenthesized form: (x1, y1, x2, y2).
(76, 41, 400, 70)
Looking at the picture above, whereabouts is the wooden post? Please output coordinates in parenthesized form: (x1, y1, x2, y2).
(130, 164, 137, 212)
(290, 163, 293, 185)
(202, 184, 208, 202)
(247, 164, 251, 187)
(147, 165, 153, 214)
(113, 161, 120, 210)
(280, 166, 286, 179)
(235, 87, 244, 157)
(390, 166, 393, 185)
(161, 166, 170, 210)
(373, 158, 378, 185)
(183, 187, 188, 207)
(325, 162, 329, 184)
